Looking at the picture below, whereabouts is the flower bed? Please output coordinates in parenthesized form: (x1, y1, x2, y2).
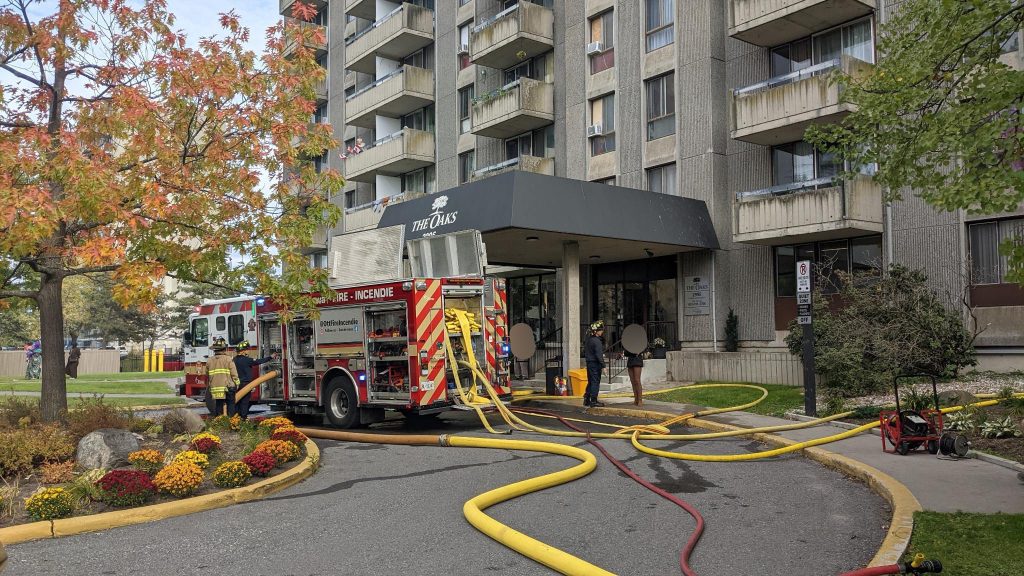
(0, 405, 308, 529)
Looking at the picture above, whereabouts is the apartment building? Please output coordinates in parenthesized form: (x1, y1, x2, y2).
(281, 0, 1024, 372)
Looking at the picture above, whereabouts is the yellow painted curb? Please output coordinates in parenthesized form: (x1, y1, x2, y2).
(0, 439, 319, 547)
(589, 406, 921, 568)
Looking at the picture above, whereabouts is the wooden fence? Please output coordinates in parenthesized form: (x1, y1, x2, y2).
(0, 350, 121, 378)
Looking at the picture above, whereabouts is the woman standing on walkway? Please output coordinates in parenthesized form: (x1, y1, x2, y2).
(626, 348, 645, 406)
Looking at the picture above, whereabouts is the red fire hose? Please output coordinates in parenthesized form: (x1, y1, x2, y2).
(839, 554, 942, 576)
(514, 407, 706, 576)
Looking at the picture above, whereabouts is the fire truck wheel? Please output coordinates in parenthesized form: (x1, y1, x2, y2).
(324, 378, 360, 429)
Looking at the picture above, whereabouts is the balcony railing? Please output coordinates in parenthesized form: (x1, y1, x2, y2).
(345, 4, 434, 74)
(471, 78, 554, 139)
(345, 65, 435, 128)
(470, 155, 554, 181)
(343, 195, 405, 232)
(728, 0, 877, 47)
(313, 77, 327, 102)
(733, 174, 883, 244)
(283, 19, 327, 58)
(345, 0, 375, 21)
(731, 55, 873, 145)
(471, 1, 554, 69)
(343, 127, 435, 182)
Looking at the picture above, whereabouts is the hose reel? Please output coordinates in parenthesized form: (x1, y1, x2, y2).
(938, 431, 970, 458)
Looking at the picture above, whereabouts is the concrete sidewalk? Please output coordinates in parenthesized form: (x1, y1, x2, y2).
(521, 387, 1024, 515)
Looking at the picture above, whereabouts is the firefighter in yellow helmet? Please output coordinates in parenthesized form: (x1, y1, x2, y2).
(205, 337, 240, 417)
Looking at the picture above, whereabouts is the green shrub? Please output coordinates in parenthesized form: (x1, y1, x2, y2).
(65, 397, 132, 440)
(944, 410, 976, 433)
(786, 266, 976, 397)
(0, 395, 41, 429)
(724, 308, 739, 352)
(979, 416, 1020, 439)
(0, 425, 75, 478)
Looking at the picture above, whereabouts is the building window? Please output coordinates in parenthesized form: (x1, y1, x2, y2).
(589, 94, 615, 156)
(504, 51, 552, 85)
(459, 151, 475, 184)
(459, 86, 473, 134)
(313, 150, 329, 173)
(402, 166, 436, 195)
(403, 47, 431, 69)
(645, 0, 674, 53)
(772, 141, 839, 186)
(771, 18, 874, 76)
(646, 163, 676, 195)
(504, 125, 553, 161)
(594, 177, 615, 185)
(402, 105, 435, 133)
(310, 252, 328, 269)
(589, 11, 615, 74)
(312, 103, 328, 124)
(969, 218, 1024, 285)
(645, 73, 675, 141)
(459, 24, 471, 70)
(459, 0, 472, 5)
(774, 236, 882, 297)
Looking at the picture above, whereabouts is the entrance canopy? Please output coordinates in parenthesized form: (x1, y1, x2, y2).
(376, 171, 719, 266)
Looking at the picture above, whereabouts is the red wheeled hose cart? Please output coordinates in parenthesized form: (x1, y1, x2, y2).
(880, 375, 944, 456)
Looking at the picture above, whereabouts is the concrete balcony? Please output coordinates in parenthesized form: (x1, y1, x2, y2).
(470, 156, 554, 182)
(733, 174, 883, 245)
(343, 128, 435, 183)
(343, 195, 406, 232)
(280, 0, 327, 17)
(728, 0, 876, 47)
(313, 77, 327, 103)
(471, 78, 554, 139)
(344, 4, 434, 75)
(345, 0, 375, 21)
(283, 19, 327, 58)
(731, 55, 872, 146)
(345, 66, 434, 128)
(471, 1, 554, 69)
(300, 225, 329, 254)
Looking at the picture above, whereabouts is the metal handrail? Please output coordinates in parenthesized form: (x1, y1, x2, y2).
(472, 2, 518, 35)
(346, 67, 405, 101)
(473, 157, 520, 177)
(345, 4, 404, 45)
(733, 58, 841, 97)
(736, 176, 839, 201)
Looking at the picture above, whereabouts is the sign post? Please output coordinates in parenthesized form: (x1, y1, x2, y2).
(796, 260, 816, 417)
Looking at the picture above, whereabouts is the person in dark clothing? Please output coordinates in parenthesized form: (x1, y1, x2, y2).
(65, 342, 82, 379)
(625, 348, 645, 406)
(232, 341, 276, 419)
(583, 321, 606, 407)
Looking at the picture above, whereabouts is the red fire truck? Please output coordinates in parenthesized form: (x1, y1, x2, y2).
(182, 229, 513, 428)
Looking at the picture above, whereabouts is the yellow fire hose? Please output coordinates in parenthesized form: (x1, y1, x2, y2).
(234, 371, 280, 404)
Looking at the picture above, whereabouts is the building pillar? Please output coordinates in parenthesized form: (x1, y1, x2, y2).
(562, 241, 581, 372)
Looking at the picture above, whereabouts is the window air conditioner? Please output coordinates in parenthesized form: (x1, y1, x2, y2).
(458, 43, 470, 55)
(586, 123, 603, 138)
(586, 42, 604, 56)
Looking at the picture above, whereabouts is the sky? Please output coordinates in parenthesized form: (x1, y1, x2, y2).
(163, 0, 281, 54)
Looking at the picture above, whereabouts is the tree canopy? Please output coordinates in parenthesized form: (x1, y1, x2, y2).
(808, 0, 1024, 281)
(0, 0, 342, 420)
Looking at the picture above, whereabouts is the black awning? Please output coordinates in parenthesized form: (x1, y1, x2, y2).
(376, 171, 719, 266)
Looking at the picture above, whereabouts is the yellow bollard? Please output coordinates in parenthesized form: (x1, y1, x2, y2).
(143, 349, 150, 373)
(157, 349, 165, 372)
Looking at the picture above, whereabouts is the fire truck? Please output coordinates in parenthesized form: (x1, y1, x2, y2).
(182, 228, 513, 428)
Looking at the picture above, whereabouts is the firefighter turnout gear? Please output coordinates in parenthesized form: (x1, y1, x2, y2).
(206, 345, 239, 416)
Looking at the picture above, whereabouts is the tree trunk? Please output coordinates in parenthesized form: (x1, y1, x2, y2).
(38, 273, 67, 422)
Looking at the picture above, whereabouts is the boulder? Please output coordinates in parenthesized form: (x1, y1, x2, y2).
(76, 428, 140, 470)
(162, 408, 204, 434)
(936, 390, 976, 408)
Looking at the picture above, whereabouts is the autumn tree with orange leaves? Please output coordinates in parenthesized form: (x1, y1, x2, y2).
(0, 0, 341, 422)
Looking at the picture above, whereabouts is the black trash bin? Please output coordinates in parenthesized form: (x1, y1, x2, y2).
(545, 358, 563, 395)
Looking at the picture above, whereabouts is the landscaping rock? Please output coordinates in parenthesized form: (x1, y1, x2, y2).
(76, 428, 140, 470)
(162, 408, 203, 434)
(937, 389, 977, 407)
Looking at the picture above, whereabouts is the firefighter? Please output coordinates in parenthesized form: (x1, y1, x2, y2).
(584, 321, 606, 407)
(205, 337, 239, 417)
(232, 341, 276, 420)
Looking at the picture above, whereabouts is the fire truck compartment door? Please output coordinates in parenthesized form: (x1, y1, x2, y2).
(329, 225, 405, 288)
(407, 229, 487, 278)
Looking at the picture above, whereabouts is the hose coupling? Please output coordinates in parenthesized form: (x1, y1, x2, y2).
(438, 434, 451, 447)
(902, 554, 942, 574)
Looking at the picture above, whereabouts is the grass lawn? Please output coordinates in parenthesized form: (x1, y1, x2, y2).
(6, 395, 187, 408)
(909, 512, 1024, 576)
(652, 382, 805, 417)
(0, 379, 172, 394)
(77, 371, 184, 381)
